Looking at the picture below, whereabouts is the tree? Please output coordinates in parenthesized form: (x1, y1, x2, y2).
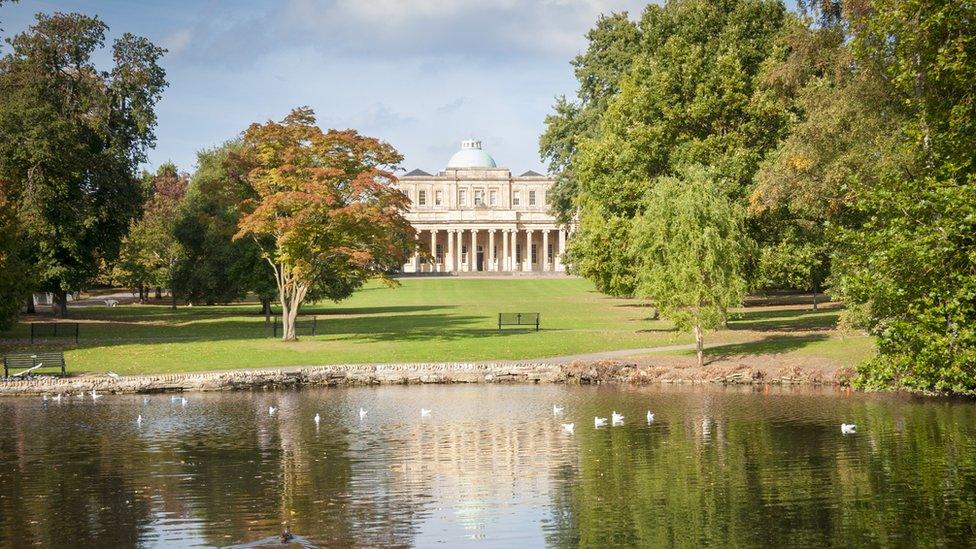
(557, 0, 788, 297)
(631, 165, 750, 368)
(0, 181, 29, 329)
(113, 163, 187, 306)
(0, 13, 167, 316)
(172, 142, 276, 312)
(235, 108, 415, 341)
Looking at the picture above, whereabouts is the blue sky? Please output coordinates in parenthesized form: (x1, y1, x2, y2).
(2, 1, 796, 175)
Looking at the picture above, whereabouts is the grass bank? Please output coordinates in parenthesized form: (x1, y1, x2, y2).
(0, 278, 873, 375)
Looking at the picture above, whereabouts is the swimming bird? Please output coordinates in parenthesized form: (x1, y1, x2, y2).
(137, 414, 142, 425)
(646, 411, 655, 423)
(143, 397, 149, 405)
(42, 394, 48, 402)
(562, 423, 575, 433)
(841, 423, 856, 434)
(313, 413, 320, 424)
(171, 395, 180, 403)
(421, 408, 431, 417)
(611, 411, 624, 425)
(553, 405, 564, 415)
(180, 397, 188, 407)
(90, 389, 102, 400)
(280, 529, 294, 543)
(359, 407, 367, 420)
(52, 394, 62, 402)
(107, 371, 121, 380)
(269, 406, 277, 416)
(594, 417, 608, 427)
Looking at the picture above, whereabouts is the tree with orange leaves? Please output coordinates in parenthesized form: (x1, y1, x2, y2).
(235, 107, 415, 341)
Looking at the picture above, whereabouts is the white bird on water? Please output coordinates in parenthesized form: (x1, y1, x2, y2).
(313, 413, 320, 425)
(180, 397, 188, 407)
(552, 405, 564, 415)
(562, 423, 575, 434)
(137, 415, 142, 425)
(594, 417, 608, 428)
(841, 423, 856, 434)
(171, 395, 180, 403)
(359, 407, 368, 420)
(269, 406, 277, 416)
(421, 408, 431, 417)
(611, 411, 624, 425)
(90, 389, 102, 400)
(52, 394, 62, 402)
(646, 411, 655, 423)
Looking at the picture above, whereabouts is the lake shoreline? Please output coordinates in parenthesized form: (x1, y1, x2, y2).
(0, 358, 854, 396)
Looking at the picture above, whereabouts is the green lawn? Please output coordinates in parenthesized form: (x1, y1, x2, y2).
(0, 278, 872, 374)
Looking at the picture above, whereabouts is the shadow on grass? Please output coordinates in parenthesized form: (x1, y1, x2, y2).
(727, 308, 840, 332)
(703, 334, 830, 364)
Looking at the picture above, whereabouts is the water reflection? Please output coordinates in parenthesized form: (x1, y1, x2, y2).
(0, 385, 973, 547)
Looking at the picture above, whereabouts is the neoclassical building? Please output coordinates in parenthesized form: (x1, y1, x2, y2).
(397, 140, 566, 274)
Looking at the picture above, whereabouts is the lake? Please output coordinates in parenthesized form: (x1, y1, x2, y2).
(0, 384, 973, 547)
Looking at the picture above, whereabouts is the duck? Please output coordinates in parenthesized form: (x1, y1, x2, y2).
(562, 423, 575, 433)
(52, 394, 62, 402)
(646, 411, 655, 423)
(137, 415, 142, 425)
(280, 529, 294, 543)
(170, 395, 180, 403)
(611, 411, 624, 425)
(359, 407, 368, 420)
(421, 408, 431, 417)
(180, 397, 188, 407)
(552, 405, 564, 415)
(841, 423, 856, 434)
(268, 406, 277, 416)
(313, 413, 320, 424)
(594, 417, 608, 428)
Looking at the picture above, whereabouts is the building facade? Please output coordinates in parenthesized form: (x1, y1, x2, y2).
(397, 140, 566, 274)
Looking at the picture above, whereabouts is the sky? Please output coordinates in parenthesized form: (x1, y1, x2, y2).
(1, 0, 665, 175)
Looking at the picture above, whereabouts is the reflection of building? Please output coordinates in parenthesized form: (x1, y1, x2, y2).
(396, 140, 567, 274)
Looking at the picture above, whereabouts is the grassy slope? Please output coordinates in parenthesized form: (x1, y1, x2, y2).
(0, 278, 873, 374)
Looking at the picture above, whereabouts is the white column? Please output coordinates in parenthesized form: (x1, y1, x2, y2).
(455, 229, 463, 272)
(524, 229, 533, 272)
(488, 230, 495, 272)
(430, 229, 438, 273)
(510, 229, 518, 272)
(557, 228, 567, 271)
(469, 228, 477, 272)
(502, 229, 510, 272)
(446, 229, 454, 273)
(542, 229, 550, 272)
(413, 232, 421, 272)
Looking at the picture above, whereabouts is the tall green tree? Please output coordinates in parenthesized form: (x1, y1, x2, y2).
(559, 0, 788, 297)
(0, 12, 167, 316)
(0, 182, 29, 329)
(113, 163, 187, 306)
(173, 142, 275, 311)
(631, 165, 750, 367)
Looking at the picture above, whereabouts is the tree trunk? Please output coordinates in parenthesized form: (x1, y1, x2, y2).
(155, 286, 162, 300)
(52, 289, 68, 318)
(281, 301, 298, 341)
(261, 297, 271, 324)
(694, 324, 704, 368)
(25, 296, 35, 314)
(812, 277, 819, 311)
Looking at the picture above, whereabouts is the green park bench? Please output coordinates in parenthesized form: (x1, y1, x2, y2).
(498, 312, 540, 331)
(3, 351, 67, 378)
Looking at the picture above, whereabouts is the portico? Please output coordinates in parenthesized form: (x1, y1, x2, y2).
(397, 140, 568, 274)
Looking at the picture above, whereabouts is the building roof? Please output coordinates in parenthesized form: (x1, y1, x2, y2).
(403, 168, 432, 177)
(519, 170, 544, 177)
(446, 139, 497, 169)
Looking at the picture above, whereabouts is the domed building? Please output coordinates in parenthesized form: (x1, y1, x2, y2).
(397, 140, 566, 274)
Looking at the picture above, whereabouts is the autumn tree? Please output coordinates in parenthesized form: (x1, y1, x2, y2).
(631, 165, 750, 368)
(0, 13, 167, 316)
(236, 108, 415, 341)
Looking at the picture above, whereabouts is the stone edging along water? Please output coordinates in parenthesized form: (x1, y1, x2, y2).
(0, 360, 842, 396)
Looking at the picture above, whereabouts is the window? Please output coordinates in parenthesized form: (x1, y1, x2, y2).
(531, 244, 538, 264)
(418, 190, 427, 206)
(513, 191, 521, 206)
(435, 190, 443, 206)
(461, 244, 468, 263)
(547, 243, 553, 263)
(544, 190, 549, 206)
(529, 190, 537, 206)
(515, 244, 521, 263)
(489, 190, 498, 206)
(459, 189, 467, 206)
(436, 244, 444, 263)
(474, 189, 484, 206)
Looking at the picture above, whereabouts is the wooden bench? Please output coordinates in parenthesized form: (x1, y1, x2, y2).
(498, 313, 540, 331)
(3, 351, 67, 378)
(30, 322, 79, 344)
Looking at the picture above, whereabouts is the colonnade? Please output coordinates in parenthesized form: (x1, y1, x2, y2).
(407, 227, 568, 273)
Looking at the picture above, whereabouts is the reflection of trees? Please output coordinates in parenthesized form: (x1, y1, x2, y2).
(558, 389, 976, 546)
